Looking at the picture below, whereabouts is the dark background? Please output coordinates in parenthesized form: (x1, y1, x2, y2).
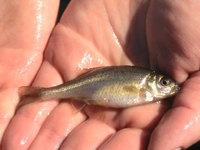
(58, 0, 199, 149)
(58, 0, 70, 20)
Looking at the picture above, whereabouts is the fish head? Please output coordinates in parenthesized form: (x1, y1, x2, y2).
(146, 72, 180, 99)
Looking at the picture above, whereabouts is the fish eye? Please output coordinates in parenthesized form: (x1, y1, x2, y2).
(160, 77, 171, 86)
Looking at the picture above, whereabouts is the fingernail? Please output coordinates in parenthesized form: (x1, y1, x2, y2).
(174, 147, 184, 150)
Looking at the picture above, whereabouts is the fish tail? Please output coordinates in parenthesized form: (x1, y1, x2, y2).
(19, 86, 41, 99)
(17, 86, 42, 110)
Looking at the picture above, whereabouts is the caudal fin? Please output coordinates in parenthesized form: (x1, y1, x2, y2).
(17, 86, 42, 110)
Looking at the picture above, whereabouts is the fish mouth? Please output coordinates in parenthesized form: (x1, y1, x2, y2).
(172, 84, 180, 95)
(176, 82, 180, 90)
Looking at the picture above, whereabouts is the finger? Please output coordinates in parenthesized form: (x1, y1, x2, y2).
(99, 128, 150, 150)
(2, 61, 62, 150)
(28, 100, 86, 150)
(0, 0, 59, 86)
(0, 88, 19, 142)
(85, 101, 171, 130)
(0, 0, 59, 146)
(59, 118, 115, 150)
(79, 102, 170, 150)
(148, 72, 200, 150)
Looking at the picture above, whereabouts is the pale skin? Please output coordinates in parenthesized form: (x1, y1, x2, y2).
(0, 0, 200, 150)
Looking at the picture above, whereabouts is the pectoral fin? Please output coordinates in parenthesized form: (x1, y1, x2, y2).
(83, 99, 106, 106)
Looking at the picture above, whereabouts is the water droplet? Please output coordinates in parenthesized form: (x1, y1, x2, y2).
(11, 53, 38, 77)
(78, 51, 103, 70)
(20, 134, 30, 146)
(183, 114, 200, 130)
(35, 0, 44, 40)
(156, 101, 161, 104)
(34, 102, 50, 121)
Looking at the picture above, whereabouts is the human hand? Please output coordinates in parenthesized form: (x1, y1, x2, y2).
(146, 1, 200, 150)
(0, 0, 59, 149)
(1, 0, 200, 150)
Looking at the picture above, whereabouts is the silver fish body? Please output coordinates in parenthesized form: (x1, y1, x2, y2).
(18, 66, 180, 108)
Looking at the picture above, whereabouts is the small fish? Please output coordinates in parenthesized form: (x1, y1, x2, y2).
(18, 66, 180, 109)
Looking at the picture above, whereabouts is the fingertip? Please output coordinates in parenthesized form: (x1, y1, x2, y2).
(173, 147, 184, 150)
(148, 107, 200, 150)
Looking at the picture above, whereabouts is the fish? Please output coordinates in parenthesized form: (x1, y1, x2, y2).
(18, 66, 180, 109)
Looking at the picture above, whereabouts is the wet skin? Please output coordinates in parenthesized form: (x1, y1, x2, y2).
(0, 0, 200, 150)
